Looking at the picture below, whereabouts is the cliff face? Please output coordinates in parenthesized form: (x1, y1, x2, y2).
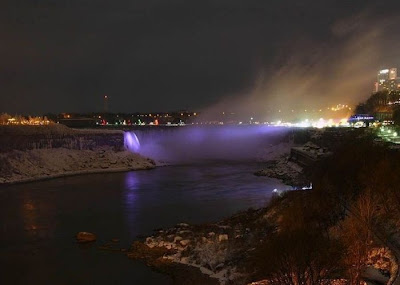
(0, 147, 156, 184)
(0, 133, 124, 152)
(0, 125, 155, 184)
(0, 125, 124, 152)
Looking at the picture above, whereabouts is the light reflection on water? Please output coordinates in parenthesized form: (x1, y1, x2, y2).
(124, 171, 139, 238)
(0, 162, 288, 284)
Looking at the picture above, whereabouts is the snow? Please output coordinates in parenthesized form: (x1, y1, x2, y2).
(0, 147, 155, 184)
(256, 142, 294, 162)
(0, 125, 156, 184)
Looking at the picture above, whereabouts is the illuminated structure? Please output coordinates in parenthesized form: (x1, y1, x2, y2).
(348, 114, 375, 127)
(0, 114, 51, 125)
(377, 68, 400, 92)
(103, 95, 109, 112)
(390, 68, 397, 80)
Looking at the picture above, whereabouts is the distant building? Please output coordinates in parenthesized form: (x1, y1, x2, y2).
(103, 95, 109, 112)
(390, 68, 397, 79)
(377, 68, 400, 92)
(348, 114, 375, 127)
(374, 81, 379, 93)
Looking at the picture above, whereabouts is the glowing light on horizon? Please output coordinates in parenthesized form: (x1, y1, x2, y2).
(268, 116, 351, 128)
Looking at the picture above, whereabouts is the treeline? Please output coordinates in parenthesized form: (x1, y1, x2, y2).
(355, 90, 399, 114)
(247, 133, 400, 284)
(355, 90, 400, 124)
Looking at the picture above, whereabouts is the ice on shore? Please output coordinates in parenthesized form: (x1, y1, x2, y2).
(0, 147, 155, 184)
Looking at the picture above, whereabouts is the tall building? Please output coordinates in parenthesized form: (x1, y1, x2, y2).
(103, 95, 109, 112)
(378, 68, 390, 82)
(390, 68, 397, 80)
(377, 68, 400, 92)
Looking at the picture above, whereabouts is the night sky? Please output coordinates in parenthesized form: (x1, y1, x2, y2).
(1, 0, 400, 114)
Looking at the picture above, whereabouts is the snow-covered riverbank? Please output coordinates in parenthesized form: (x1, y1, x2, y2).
(127, 207, 273, 285)
(0, 125, 156, 185)
(0, 147, 155, 185)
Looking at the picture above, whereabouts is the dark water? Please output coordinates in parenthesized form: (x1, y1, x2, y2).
(0, 162, 288, 285)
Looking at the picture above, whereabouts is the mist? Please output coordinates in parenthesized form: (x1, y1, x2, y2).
(130, 126, 290, 163)
(199, 11, 400, 122)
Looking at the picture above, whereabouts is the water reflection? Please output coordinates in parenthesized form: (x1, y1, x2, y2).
(20, 191, 55, 240)
(124, 172, 139, 237)
(0, 162, 290, 284)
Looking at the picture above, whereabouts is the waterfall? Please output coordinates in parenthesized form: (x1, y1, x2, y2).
(124, 132, 140, 153)
(124, 126, 290, 164)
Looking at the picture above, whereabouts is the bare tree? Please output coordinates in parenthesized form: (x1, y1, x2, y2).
(249, 230, 342, 285)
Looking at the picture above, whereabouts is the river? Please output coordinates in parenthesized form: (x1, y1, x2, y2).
(0, 161, 288, 284)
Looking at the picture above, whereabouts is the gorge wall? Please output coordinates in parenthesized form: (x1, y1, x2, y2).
(0, 125, 124, 152)
(0, 125, 155, 185)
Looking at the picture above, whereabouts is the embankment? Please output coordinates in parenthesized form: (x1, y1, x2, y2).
(0, 125, 155, 184)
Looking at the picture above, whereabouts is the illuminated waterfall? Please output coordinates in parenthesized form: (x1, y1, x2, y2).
(124, 132, 141, 153)
(128, 126, 289, 163)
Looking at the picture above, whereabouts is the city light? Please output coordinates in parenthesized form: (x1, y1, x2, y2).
(0, 114, 51, 125)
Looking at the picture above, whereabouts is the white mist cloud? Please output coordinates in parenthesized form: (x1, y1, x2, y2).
(201, 11, 400, 121)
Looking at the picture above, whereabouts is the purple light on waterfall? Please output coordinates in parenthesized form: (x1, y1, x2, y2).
(124, 132, 140, 153)
(132, 125, 290, 163)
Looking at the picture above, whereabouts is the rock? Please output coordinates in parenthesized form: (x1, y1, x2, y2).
(180, 256, 189, 263)
(110, 160, 117, 164)
(177, 223, 189, 227)
(208, 232, 216, 237)
(76, 232, 96, 243)
(180, 239, 191, 246)
(219, 225, 231, 229)
(218, 234, 228, 242)
(174, 236, 183, 243)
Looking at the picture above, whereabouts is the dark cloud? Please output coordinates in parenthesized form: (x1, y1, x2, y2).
(1, 0, 400, 114)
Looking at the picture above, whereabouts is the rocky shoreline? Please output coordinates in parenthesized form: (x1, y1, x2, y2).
(254, 155, 308, 187)
(253, 140, 334, 187)
(125, 205, 279, 285)
(124, 191, 394, 285)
